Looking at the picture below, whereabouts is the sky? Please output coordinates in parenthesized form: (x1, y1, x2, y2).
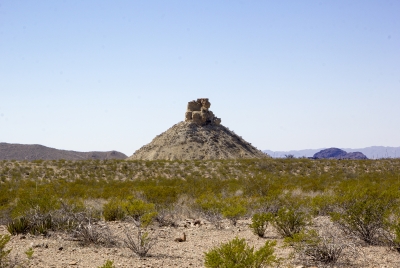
(0, 1, 399, 156)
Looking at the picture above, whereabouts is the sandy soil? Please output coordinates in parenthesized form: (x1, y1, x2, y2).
(1, 217, 400, 268)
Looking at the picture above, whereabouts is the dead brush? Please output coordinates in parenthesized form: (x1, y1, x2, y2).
(285, 226, 362, 267)
(200, 210, 224, 229)
(124, 225, 157, 257)
(73, 221, 117, 247)
(155, 208, 178, 227)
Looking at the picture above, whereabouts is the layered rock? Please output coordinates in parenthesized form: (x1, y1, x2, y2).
(129, 99, 266, 160)
(185, 98, 221, 126)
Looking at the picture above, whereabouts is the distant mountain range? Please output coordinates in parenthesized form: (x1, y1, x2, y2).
(263, 146, 400, 159)
(0, 142, 127, 161)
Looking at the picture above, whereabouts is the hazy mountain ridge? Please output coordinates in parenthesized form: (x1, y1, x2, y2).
(0, 142, 127, 161)
(264, 146, 400, 159)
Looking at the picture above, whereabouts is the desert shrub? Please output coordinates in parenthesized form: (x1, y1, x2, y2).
(382, 211, 400, 252)
(11, 185, 60, 218)
(271, 207, 310, 238)
(6, 217, 29, 235)
(103, 199, 126, 221)
(331, 189, 395, 245)
(196, 194, 224, 228)
(73, 222, 117, 247)
(196, 195, 247, 226)
(27, 213, 53, 235)
(250, 213, 272, 237)
(25, 247, 34, 259)
(7, 203, 97, 236)
(311, 194, 337, 216)
(284, 229, 355, 265)
(124, 227, 157, 257)
(0, 235, 11, 267)
(154, 208, 178, 227)
(221, 197, 248, 226)
(124, 197, 157, 227)
(140, 184, 179, 209)
(98, 260, 115, 268)
(103, 197, 157, 227)
(204, 237, 278, 268)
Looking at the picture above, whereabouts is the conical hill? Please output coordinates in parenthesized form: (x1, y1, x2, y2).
(128, 98, 267, 160)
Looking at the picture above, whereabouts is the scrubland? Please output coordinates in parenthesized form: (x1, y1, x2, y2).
(1, 158, 400, 267)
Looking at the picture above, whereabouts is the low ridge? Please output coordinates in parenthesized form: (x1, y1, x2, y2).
(0, 142, 127, 161)
(129, 98, 267, 160)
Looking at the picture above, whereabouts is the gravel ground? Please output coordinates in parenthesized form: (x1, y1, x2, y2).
(1, 217, 400, 268)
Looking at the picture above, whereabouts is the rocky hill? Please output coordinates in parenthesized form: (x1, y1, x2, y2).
(313, 148, 368, 160)
(0, 142, 127, 161)
(129, 98, 267, 160)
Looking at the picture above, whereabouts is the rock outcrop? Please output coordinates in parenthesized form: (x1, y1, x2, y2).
(185, 98, 221, 126)
(313, 148, 368, 160)
(129, 99, 267, 160)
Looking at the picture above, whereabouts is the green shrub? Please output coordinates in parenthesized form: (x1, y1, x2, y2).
(271, 207, 309, 238)
(25, 247, 34, 259)
(103, 197, 157, 227)
(103, 199, 126, 221)
(98, 260, 115, 268)
(221, 197, 248, 226)
(7, 217, 29, 235)
(204, 237, 278, 268)
(197, 195, 247, 226)
(0, 235, 11, 267)
(250, 213, 272, 237)
(141, 185, 179, 209)
(331, 190, 394, 245)
(124, 197, 157, 227)
(311, 194, 336, 216)
(12, 186, 60, 218)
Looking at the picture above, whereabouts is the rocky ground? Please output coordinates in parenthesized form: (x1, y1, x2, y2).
(1, 216, 400, 268)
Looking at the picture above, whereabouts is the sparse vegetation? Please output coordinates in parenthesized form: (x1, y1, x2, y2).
(0, 158, 400, 266)
(0, 235, 11, 267)
(24, 247, 34, 259)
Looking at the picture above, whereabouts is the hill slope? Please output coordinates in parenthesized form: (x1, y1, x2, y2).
(129, 121, 267, 160)
(0, 142, 127, 161)
(129, 98, 267, 161)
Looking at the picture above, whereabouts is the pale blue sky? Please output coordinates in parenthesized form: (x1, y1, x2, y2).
(1, 1, 399, 155)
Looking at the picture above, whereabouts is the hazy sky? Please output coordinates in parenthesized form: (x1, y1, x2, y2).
(1, 1, 399, 155)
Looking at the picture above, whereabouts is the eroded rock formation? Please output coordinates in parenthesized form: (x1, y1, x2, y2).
(185, 98, 221, 126)
(128, 98, 267, 160)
